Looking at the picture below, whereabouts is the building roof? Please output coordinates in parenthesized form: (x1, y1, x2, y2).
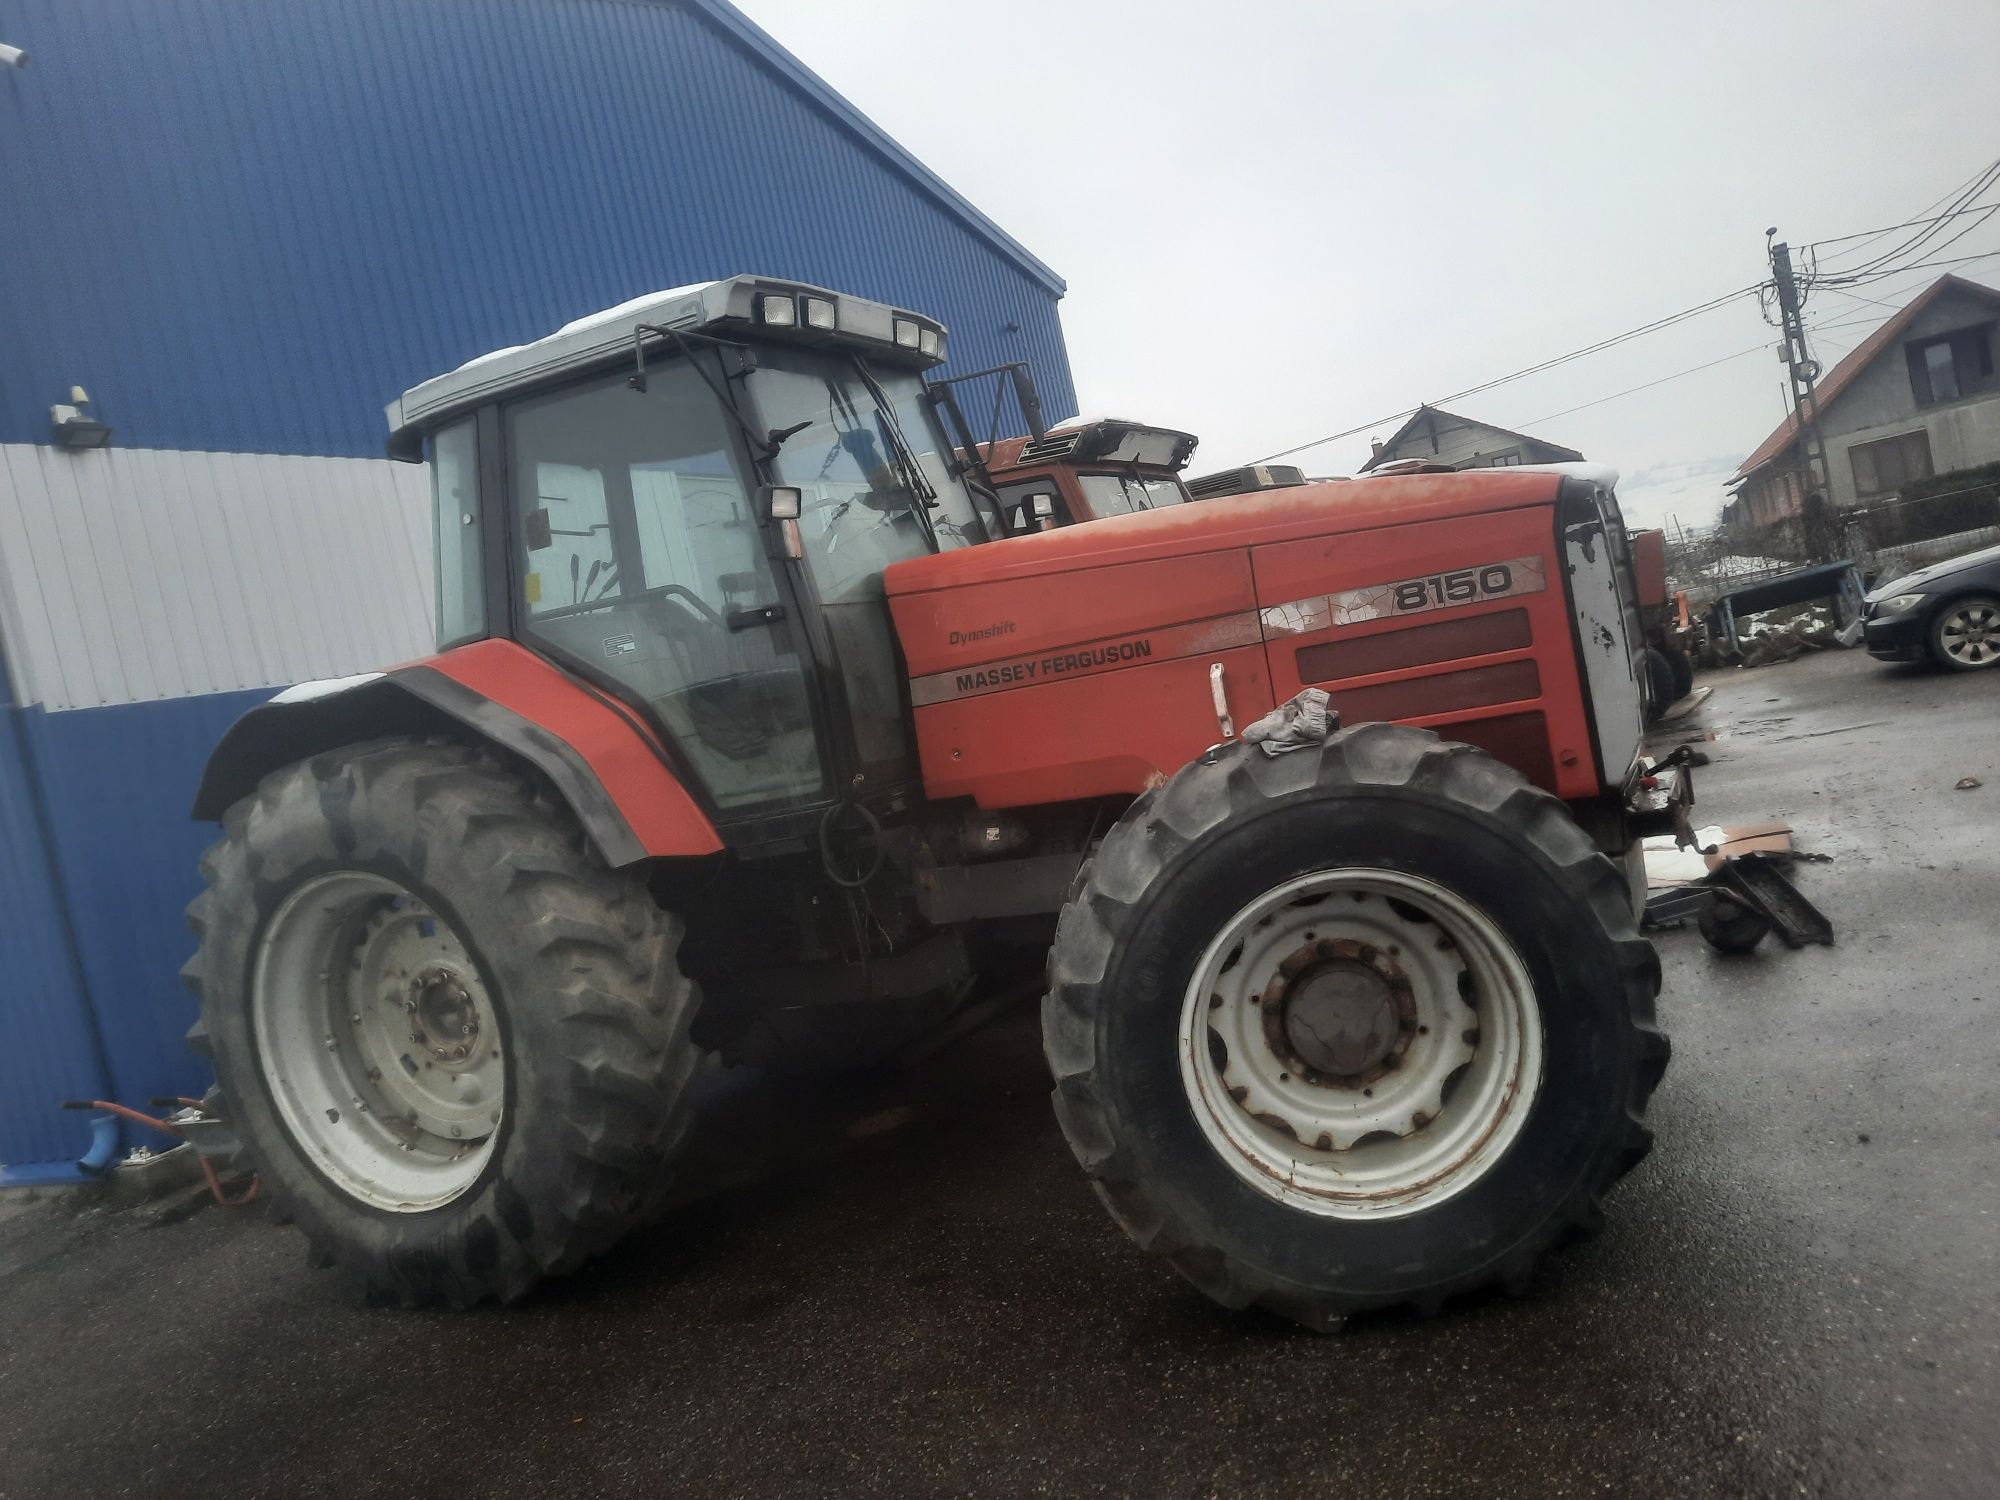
(1731, 273, 2000, 483)
(687, 1, 1065, 296)
(1358, 405, 1582, 472)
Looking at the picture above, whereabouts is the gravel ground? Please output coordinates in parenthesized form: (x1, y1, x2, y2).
(1, 646, 1995, 1499)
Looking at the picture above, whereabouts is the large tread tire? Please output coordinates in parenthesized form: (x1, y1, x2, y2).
(1662, 643, 1695, 702)
(1043, 722, 1667, 1330)
(1641, 646, 1677, 723)
(182, 737, 704, 1306)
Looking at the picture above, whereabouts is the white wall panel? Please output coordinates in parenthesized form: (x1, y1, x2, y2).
(0, 445, 436, 711)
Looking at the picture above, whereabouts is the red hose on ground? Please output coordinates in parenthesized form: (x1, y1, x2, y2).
(69, 1099, 260, 1208)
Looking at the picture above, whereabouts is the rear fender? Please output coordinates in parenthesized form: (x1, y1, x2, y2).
(192, 640, 722, 867)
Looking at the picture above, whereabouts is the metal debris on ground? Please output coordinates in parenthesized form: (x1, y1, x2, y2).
(1956, 777, 1982, 790)
(1640, 822, 1834, 952)
(1642, 822, 1797, 888)
(1657, 685, 1714, 724)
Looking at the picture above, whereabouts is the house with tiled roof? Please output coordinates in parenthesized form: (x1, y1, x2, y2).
(1728, 274, 2000, 532)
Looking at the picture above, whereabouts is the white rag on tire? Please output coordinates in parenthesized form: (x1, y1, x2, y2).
(1241, 687, 1338, 756)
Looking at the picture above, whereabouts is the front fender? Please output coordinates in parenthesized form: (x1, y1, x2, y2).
(194, 640, 722, 867)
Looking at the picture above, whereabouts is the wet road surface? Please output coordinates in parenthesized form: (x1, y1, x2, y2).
(1, 648, 1995, 1498)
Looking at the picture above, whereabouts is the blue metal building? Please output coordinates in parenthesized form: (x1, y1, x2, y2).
(0, 0, 1073, 1176)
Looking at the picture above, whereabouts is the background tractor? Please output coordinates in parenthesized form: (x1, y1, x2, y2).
(185, 275, 1678, 1327)
(974, 416, 1199, 532)
(1632, 527, 1699, 715)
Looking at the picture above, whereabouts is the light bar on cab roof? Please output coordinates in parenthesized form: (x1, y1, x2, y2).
(385, 274, 950, 459)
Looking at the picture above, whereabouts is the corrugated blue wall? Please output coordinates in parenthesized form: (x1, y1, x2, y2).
(17, 692, 272, 1120)
(0, 0, 1073, 1169)
(0, 665, 113, 1167)
(0, 0, 1074, 459)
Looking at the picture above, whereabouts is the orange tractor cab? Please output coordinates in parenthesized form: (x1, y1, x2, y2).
(186, 274, 1681, 1328)
(1630, 528, 1698, 715)
(974, 416, 1198, 532)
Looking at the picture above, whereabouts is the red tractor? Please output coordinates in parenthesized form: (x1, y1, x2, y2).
(186, 276, 1678, 1328)
(973, 416, 1199, 531)
(1631, 527, 1698, 715)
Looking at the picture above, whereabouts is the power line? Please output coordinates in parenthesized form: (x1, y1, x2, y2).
(1515, 343, 1770, 427)
(1254, 185, 2000, 467)
(1808, 161, 2000, 284)
(1836, 245, 2000, 284)
(1805, 202, 2000, 256)
(1256, 284, 1760, 462)
(1811, 206, 2000, 289)
(1808, 157, 2000, 272)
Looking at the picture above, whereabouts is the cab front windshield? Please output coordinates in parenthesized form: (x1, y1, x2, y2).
(751, 349, 984, 602)
(1078, 471, 1189, 518)
(747, 348, 983, 781)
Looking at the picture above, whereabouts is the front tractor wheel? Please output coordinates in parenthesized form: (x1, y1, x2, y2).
(1044, 724, 1668, 1330)
(184, 739, 705, 1305)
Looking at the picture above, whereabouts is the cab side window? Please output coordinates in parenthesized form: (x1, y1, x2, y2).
(994, 480, 1069, 532)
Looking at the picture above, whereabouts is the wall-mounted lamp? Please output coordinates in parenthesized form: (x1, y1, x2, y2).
(50, 386, 112, 450)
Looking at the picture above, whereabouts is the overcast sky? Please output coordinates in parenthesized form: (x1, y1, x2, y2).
(738, 0, 2000, 531)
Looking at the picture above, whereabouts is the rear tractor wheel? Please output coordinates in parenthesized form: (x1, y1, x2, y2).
(183, 738, 705, 1305)
(1044, 723, 1667, 1330)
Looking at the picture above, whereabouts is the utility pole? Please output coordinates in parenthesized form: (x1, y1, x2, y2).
(1767, 229, 1837, 561)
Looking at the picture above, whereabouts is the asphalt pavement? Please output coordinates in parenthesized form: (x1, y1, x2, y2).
(1, 647, 1995, 1499)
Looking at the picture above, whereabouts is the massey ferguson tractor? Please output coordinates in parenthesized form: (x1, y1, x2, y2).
(184, 275, 1680, 1329)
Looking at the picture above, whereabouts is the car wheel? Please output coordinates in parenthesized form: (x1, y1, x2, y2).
(1929, 595, 2000, 671)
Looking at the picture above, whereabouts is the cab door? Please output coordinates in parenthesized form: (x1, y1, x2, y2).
(503, 361, 832, 822)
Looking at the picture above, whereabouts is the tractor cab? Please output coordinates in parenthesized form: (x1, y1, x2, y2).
(386, 276, 996, 840)
(976, 417, 1198, 532)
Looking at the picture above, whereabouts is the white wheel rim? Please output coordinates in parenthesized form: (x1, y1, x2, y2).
(253, 873, 503, 1211)
(1939, 603, 2000, 665)
(1178, 868, 1543, 1220)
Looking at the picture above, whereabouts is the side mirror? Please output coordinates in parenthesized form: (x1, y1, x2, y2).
(1029, 492, 1057, 532)
(762, 485, 805, 560)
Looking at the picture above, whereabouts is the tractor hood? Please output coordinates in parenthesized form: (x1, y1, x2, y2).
(885, 464, 1610, 811)
(885, 468, 1568, 594)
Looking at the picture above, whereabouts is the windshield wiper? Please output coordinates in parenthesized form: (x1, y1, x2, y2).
(850, 356, 940, 549)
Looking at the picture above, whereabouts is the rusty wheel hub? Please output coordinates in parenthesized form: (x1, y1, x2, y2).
(409, 967, 480, 1065)
(1179, 868, 1544, 1220)
(1264, 940, 1416, 1087)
